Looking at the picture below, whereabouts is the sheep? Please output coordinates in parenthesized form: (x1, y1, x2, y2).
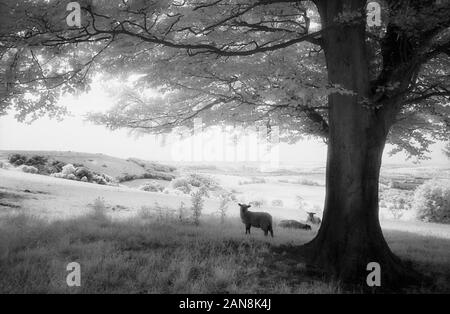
(238, 203, 273, 237)
(306, 212, 321, 225)
(278, 220, 311, 230)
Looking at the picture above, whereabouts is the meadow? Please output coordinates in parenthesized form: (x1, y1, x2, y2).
(1, 200, 449, 293)
(0, 151, 449, 293)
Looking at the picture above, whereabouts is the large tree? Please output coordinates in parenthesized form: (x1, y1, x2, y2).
(1, 0, 449, 288)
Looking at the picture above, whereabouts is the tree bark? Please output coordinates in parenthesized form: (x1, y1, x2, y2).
(302, 0, 422, 289)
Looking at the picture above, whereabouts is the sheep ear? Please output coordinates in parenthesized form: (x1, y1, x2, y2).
(248, 204, 251, 208)
(238, 203, 242, 206)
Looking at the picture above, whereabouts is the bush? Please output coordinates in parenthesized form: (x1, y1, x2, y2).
(66, 174, 77, 180)
(26, 155, 48, 167)
(217, 193, 232, 224)
(61, 164, 76, 176)
(239, 177, 266, 185)
(117, 171, 175, 182)
(8, 154, 27, 166)
(74, 167, 93, 181)
(9, 154, 48, 172)
(379, 189, 413, 220)
(18, 165, 38, 174)
(249, 198, 266, 208)
(186, 173, 219, 190)
(178, 201, 186, 222)
(413, 180, 450, 224)
(298, 178, 320, 186)
(46, 160, 66, 174)
(271, 199, 284, 207)
(171, 177, 192, 194)
(92, 174, 107, 185)
(139, 181, 165, 192)
(90, 197, 108, 221)
(0, 161, 11, 169)
(191, 191, 204, 225)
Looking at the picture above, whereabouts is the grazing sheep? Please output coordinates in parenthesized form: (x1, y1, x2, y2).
(278, 220, 311, 230)
(239, 203, 273, 237)
(306, 212, 321, 225)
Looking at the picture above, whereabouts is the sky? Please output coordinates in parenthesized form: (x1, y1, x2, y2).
(0, 83, 448, 168)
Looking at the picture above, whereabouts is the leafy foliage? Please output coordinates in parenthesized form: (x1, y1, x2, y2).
(0, 1, 449, 160)
(191, 190, 204, 226)
(413, 180, 450, 224)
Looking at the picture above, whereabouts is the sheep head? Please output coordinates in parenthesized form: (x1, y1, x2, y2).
(238, 203, 251, 212)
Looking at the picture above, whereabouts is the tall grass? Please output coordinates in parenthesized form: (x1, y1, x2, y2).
(0, 203, 449, 293)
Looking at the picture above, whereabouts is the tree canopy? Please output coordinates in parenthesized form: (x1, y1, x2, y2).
(1, 0, 449, 159)
(2, 0, 450, 288)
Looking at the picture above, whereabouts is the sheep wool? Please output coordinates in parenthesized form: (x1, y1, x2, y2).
(238, 203, 273, 237)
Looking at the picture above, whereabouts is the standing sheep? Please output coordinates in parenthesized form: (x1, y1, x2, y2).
(239, 203, 273, 237)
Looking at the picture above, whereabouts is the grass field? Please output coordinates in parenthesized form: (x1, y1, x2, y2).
(0, 152, 449, 293)
(0, 206, 449, 293)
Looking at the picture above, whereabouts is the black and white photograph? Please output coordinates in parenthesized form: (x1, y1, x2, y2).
(0, 0, 449, 297)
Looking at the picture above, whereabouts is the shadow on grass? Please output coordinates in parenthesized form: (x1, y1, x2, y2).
(269, 228, 450, 293)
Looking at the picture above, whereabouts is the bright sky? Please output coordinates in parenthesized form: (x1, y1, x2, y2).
(0, 83, 447, 168)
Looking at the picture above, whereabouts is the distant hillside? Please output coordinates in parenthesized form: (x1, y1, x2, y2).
(0, 150, 177, 181)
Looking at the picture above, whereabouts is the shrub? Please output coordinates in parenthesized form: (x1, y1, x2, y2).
(271, 199, 284, 207)
(249, 198, 266, 208)
(74, 167, 93, 181)
(61, 164, 76, 176)
(171, 177, 192, 194)
(142, 171, 175, 181)
(138, 205, 155, 220)
(191, 191, 204, 225)
(99, 173, 115, 184)
(18, 165, 38, 174)
(178, 201, 186, 222)
(92, 174, 107, 185)
(118, 173, 138, 182)
(26, 155, 48, 167)
(298, 178, 320, 186)
(295, 195, 314, 211)
(139, 181, 164, 192)
(239, 177, 266, 185)
(198, 185, 209, 197)
(66, 174, 77, 180)
(0, 161, 11, 169)
(186, 173, 219, 190)
(217, 194, 231, 224)
(46, 160, 66, 174)
(9, 154, 48, 172)
(90, 197, 108, 221)
(8, 154, 27, 166)
(117, 171, 175, 182)
(413, 180, 450, 224)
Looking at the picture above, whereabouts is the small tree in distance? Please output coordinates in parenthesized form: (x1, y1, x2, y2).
(190, 191, 204, 226)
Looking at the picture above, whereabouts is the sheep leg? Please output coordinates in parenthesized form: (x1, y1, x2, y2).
(269, 225, 274, 237)
(246, 224, 251, 234)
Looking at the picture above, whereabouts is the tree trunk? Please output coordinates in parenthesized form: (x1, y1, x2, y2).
(302, 0, 422, 289)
